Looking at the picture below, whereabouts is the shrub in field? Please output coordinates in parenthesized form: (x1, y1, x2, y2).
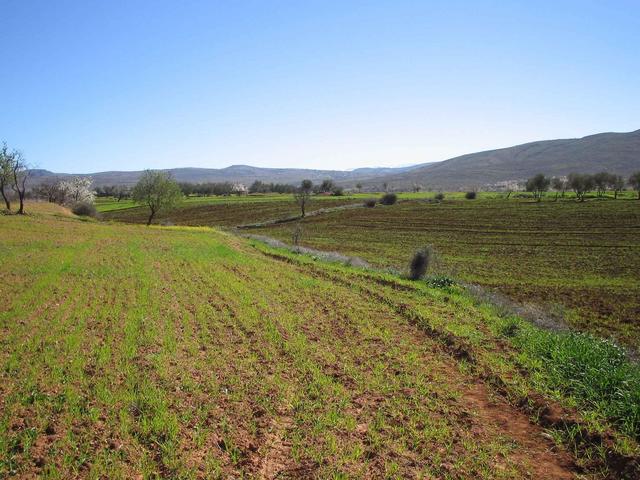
(363, 199, 376, 208)
(434, 192, 445, 201)
(291, 223, 303, 246)
(380, 192, 397, 205)
(409, 246, 433, 280)
(465, 191, 477, 200)
(72, 201, 98, 217)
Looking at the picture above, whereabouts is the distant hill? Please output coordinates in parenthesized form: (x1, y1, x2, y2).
(361, 129, 640, 191)
(29, 129, 640, 191)
(28, 165, 417, 188)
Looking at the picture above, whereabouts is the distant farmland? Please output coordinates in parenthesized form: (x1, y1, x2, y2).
(101, 194, 364, 227)
(257, 198, 640, 350)
(106, 194, 640, 350)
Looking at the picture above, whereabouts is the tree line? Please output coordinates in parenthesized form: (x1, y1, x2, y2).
(250, 179, 344, 195)
(526, 171, 640, 201)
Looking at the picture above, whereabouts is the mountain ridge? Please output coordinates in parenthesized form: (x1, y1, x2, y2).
(28, 129, 640, 190)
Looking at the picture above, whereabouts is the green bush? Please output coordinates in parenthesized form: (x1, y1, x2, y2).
(434, 192, 445, 201)
(409, 246, 433, 280)
(72, 202, 98, 218)
(465, 191, 477, 200)
(363, 199, 376, 208)
(380, 193, 397, 205)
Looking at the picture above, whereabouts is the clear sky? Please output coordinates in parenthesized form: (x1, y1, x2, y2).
(2, 0, 639, 173)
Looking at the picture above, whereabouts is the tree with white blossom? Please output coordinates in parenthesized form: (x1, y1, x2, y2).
(59, 177, 95, 204)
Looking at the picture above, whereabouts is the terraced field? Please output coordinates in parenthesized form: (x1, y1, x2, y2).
(3, 208, 639, 478)
(256, 198, 640, 350)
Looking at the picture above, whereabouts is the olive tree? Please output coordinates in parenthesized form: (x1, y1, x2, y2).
(294, 179, 313, 217)
(568, 173, 594, 202)
(609, 174, 625, 199)
(132, 170, 183, 225)
(592, 171, 611, 197)
(630, 171, 640, 199)
(550, 176, 568, 199)
(525, 173, 550, 201)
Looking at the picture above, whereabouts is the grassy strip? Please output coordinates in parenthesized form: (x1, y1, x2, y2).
(496, 317, 640, 438)
(249, 238, 640, 449)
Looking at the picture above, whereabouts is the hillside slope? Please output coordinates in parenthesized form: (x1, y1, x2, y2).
(359, 129, 640, 190)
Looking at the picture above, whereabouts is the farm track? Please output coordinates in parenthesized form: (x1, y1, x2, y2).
(0, 212, 596, 478)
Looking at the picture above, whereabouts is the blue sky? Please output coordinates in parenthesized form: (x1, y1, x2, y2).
(2, 0, 639, 173)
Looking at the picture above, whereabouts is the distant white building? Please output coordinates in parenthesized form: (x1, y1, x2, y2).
(489, 180, 523, 191)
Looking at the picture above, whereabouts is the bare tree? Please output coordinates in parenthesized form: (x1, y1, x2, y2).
(0, 142, 13, 210)
(0, 146, 30, 215)
(294, 179, 313, 217)
(291, 222, 303, 246)
(33, 178, 65, 203)
(115, 185, 130, 202)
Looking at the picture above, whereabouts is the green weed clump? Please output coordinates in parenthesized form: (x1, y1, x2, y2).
(426, 275, 456, 289)
(505, 321, 640, 437)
